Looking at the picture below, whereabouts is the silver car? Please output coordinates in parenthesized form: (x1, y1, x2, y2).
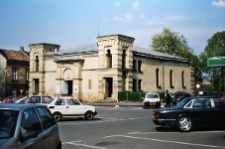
(0, 104, 61, 149)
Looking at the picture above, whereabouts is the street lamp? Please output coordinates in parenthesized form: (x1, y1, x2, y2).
(196, 84, 200, 96)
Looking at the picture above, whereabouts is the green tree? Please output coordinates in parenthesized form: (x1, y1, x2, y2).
(150, 28, 202, 83)
(199, 31, 225, 91)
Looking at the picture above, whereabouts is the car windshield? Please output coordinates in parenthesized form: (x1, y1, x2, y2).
(0, 110, 19, 139)
(147, 94, 158, 98)
(176, 97, 192, 108)
(47, 98, 55, 104)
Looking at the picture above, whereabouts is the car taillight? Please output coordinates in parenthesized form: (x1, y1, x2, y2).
(154, 113, 160, 119)
(177, 99, 180, 102)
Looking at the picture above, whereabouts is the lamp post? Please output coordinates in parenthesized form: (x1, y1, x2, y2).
(196, 84, 200, 96)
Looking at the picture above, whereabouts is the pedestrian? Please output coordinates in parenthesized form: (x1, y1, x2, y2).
(165, 90, 171, 107)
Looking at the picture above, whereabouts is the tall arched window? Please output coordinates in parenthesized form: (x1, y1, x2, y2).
(122, 50, 126, 68)
(182, 71, 186, 88)
(106, 50, 112, 68)
(170, 70, 174, 88)
(35, 56, 39, 71)
(156, 68, 160, 88)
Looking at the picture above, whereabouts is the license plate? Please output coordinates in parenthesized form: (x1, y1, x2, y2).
(150, 102, 156, 105)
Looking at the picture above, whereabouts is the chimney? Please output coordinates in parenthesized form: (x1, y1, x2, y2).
(20, 46, 24, 52)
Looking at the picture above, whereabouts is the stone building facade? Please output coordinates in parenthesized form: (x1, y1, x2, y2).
(29, 34, 194, 102)
(0, 47, 30, 99)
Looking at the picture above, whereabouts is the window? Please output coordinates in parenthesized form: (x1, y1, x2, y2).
(12, 69, 18, 81)
(34, 79, 39, 94)
(26, 70, 29, 81)
(55, 98, 65, 105)
(106, 50, 112, 68)
(12, 89, 17, 96)
(138, 79, 142, 91)
(156, 68, 161, 88)
(138, 61, 142, 72)
(182, 71, 186, 88)
(36, 106, 55, 130)
(133, 79, 137, 91)
(122, 50, 126, 69)
(21, 108, 41, 135)
(42, 96, 52, 103)
(35, 56, 39, 71)
(88, 79, 92, 89)
(133, 60, 136, 72)
(170, 70, 174, 88)
(67, 98, 80, 105)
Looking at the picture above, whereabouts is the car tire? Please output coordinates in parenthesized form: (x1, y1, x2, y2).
(84, 111, 94, 120)
(53, 113, 61, 122)
(176, 116, 193, 132)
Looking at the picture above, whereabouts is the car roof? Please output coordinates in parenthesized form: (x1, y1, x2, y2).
(0, 103, 46, 110)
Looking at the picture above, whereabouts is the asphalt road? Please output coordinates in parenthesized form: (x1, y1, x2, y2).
(58, 106, 225, 149)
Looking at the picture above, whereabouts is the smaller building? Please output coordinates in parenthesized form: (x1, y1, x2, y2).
(0, 47, 30, 99)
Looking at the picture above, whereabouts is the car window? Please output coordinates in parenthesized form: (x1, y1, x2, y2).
(27, 96, 41, 103)
(67, 98, 80, 105)
(36, 107, 55, 130)
(21, 108, 42, 135)
(192, 99, 211, 108)
(0, 110, 19, 139)
(212, 98, 224, 108)
(55, 98, 65, 105)
(147, 94, 158, 98)
(42, 96, 52, 103)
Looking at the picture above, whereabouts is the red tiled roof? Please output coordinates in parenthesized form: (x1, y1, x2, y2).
(0, 49, 30, 62)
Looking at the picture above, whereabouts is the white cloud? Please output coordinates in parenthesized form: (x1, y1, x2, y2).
(132, 2, 139, 10)
(115, 1, 120, 7)
(212, 0, 225, 8)
(114, 13, 133, 22)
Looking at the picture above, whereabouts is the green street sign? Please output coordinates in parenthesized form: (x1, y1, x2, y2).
(208, 57, 225, 67)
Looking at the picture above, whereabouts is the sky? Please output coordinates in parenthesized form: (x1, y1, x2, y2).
(0, 0, 225, 55)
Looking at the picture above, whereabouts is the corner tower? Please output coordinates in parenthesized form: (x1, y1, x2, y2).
(29, 43, 60, 95)
(96, 34, 135, 100)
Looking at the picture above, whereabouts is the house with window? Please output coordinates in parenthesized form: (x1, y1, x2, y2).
(29, 34, 194, 102)
(0, 47, 30, 99)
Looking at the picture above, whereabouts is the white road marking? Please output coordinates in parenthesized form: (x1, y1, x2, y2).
(58, 116, 149, 125)
(63, 141, 108, 149)
(104, 135, 225, 148)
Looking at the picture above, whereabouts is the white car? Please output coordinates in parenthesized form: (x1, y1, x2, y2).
(143, 93, 161, 108)
(47, 96, 97, 121)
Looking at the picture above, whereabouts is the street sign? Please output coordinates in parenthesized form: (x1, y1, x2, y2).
(208, 57, 225, 67)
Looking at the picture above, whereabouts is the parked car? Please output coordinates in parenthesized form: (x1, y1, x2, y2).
(143, 93, 161, 108)
(0, 104, 61, 149)
(15, 96, 30, 104)
(152, 96, 225, 132)
(2, 96, 24, 103)
(47, 96, 97, 121)
(172, 91, 191, 105)
(26, 95, 53, 104)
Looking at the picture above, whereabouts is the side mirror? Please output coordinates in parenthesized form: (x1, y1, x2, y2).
(21, 130, 38, 142)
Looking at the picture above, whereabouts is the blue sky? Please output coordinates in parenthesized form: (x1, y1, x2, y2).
(0, 0, 225, 55)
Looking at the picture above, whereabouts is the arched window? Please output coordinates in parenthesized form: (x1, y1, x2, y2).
(122, 50, 126, 68)
(156, 68, 160, 88)
(35, 56, 39, 71)
(170, 70, 174, 88)
(182, 71, 186, 88)
(106, 50, 112, 68)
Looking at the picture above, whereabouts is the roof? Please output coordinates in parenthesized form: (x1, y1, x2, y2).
(45, 43, 190, 63)
(0, 103, 45, 110)
(0, 49, 30, 62)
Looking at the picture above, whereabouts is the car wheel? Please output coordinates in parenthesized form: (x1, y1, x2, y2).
(53, 113, 61, 122)
(85, 111, 94, 120)
(176, 116, 193, 132)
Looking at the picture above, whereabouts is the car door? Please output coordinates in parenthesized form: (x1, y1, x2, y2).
(48, 98, 66, 115)
(65, 98, 84, 115)
(18, 107, 44, 149)
(212, 98, 225, 128)
(36, 106, 60, 149)
(191, 98, 215, 127)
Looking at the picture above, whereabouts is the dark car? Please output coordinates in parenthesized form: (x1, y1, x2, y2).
(0, 104, 61, 149)
(172, 91, 191, 105)
(152, 96, 225, 132)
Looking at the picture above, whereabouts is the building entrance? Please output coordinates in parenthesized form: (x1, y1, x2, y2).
(62, 80, 73, 96)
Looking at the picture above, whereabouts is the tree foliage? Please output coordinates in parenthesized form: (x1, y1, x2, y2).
(199, 31, 225, 91)
(150, 28, 202, 83)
